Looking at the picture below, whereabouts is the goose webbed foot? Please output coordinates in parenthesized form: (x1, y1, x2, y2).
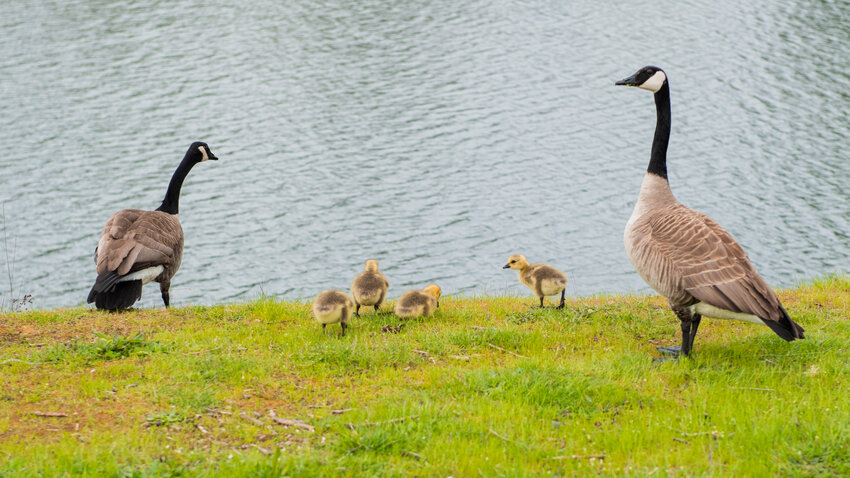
(653, 355, 680, 363)
(656, 345, 682, 356)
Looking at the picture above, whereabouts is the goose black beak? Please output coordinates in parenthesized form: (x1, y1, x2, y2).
(502, 264, 511, 269)
(615, 74, 637, 86)
(208, 153, 219, 160)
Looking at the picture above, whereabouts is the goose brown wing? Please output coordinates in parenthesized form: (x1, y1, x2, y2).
(648, 205, 784, 322)
(95, 210, 182, 277)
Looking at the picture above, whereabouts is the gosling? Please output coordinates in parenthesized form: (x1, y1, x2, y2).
(350, 259, 389, 315)
(312, 290, 355, 336)
(503, 254, 567, 308)
(394, 284, 441, 319)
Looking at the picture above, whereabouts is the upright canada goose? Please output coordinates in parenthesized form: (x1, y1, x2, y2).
(350, 259, 389, 315)
(502, 254, 567, 308)
(615, 66, 804, 359)
(394, 284, 441, 319)
(87, 142, 218, 310)
(312, 290, 355, 336)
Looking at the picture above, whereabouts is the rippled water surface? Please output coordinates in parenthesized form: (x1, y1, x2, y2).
(1, 0, 848, 309)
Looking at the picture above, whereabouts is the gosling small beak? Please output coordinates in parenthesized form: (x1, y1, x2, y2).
(502, 264, 511, 269)
(615, 74, 637, 86)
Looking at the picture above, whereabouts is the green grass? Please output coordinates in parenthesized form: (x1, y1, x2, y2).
(1, 275, 848, 477)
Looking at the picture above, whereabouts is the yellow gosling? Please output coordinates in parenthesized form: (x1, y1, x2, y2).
(394, 284, 441, 319)
(503, 254, 567, 308)
(350, 259, 389, 315)
(312, 290, 355, 336)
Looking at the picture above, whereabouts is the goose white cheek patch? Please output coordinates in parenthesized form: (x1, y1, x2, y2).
(199, 146, 209, 161)
(638, 70, 666, 93)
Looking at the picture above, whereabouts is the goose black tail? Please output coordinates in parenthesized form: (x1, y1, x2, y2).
(88, 279, 142, 311)
(763, 304, 805, 341)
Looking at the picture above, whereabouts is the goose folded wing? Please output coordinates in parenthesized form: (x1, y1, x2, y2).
(649, 206, 785, 322)
(95, 211, 180, 277)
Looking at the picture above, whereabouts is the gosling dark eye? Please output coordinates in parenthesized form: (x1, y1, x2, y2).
(510, 260, 516, 263)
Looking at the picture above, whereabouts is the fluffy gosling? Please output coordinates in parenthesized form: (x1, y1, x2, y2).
(394, 284, 441, 319)
(503, 254, 567, 308)
(350, 259, 389, 315)
(312, 290, 355, 336)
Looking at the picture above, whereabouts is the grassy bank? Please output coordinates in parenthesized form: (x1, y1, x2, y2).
(1, 276, 849, 477)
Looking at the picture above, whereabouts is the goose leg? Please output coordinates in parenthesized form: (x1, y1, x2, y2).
(556, 290, 565, 309)
(355, 303, 361, 317)
(341, 321, 347, 337)
(684, 314, 702, 356)
(538, 296, 544, 308)
(656, 307, 696, 360)
(160, 281, 171, 308)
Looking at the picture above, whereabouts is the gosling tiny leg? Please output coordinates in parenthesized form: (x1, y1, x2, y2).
(556, 290, 565, 309)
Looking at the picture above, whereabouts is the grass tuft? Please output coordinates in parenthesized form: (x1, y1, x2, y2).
(1, 277, 848, 476)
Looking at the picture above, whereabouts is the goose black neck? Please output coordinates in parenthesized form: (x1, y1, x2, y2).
(155, 154, 197, 215)
(648, 82, 671, 180)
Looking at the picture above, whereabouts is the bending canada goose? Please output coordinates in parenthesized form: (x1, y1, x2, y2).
(87, 142, 218, 310)
(312, 290, 355, 336)
(502, 254, 567, 308)
(394, 284, 441, 319)
(615, 66, 804, 358)
(350, 259, 389, 315)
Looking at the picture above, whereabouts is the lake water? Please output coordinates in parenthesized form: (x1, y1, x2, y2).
(1, 0, 848, 310)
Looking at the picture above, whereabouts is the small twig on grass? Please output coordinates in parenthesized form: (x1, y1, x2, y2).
(673, 428, 730, 439)
(489, 428, 515, 444)
(331, 408, 355, 415)
(412, 349, 430, 357)
(402, 450, 426, 461)
(31, 411, 68, 417)
(470, 326, 488, 330)
(270, 417, 314, 431)
(28, 343, 46, 348)
(239, 412, 264, 426)
(196, 424, 209, 434)
(729, 387, 775, 392)
(306, 404, 329, 409)
(672, 437, 689, 444)
(185, 347, 221, 355)
(552, 454, 606, 460)
(488, 343, 528, 359)
(347, 415, 419, 430)
(448, 355, 470, 361)
(1, 358, 42, 366)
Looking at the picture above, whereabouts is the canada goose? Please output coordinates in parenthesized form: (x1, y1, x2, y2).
(350, 259, 389, 315)
(394, 284, 441, 319)
(86, 142, 218, 310)
(502, 254, 567, 308)
(615, 66, 804, 359)
(312, 290, 355, 336)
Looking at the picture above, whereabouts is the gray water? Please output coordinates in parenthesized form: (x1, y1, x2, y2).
(1, 0, 848, 310)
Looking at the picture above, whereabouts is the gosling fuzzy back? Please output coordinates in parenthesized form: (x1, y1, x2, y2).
(351, 259, 389, 315)
(312, 290, 354, 336)
(394, 284, 441, 319)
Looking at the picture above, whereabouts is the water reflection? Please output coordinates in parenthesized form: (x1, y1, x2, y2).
(0, 0, 847, 309)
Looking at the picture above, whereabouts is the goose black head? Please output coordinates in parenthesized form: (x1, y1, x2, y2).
(187, 141, 219, 162)
(615, 66, 667, 93)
